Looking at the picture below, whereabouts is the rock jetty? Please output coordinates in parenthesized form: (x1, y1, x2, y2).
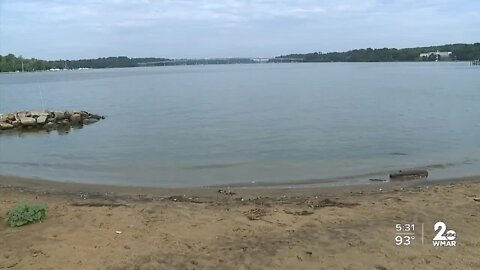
(0, 110, 104, 133)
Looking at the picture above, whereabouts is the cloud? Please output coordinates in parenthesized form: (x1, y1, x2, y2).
(1, 0, 479, 59)
(2, 0, 327, 25)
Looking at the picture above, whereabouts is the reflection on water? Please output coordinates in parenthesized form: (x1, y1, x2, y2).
(0, 125, 80, 137)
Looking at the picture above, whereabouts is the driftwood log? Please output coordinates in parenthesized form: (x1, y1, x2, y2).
(389, 169, 428, 180)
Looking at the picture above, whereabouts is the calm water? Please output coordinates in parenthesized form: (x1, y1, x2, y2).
(1, 63, 480, 187)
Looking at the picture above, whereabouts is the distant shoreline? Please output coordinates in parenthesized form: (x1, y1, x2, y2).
(2, 42, 478, 72)
(0, 60, 476, 74)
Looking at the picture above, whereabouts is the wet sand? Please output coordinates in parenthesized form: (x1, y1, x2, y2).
(1, 175, 480, 269)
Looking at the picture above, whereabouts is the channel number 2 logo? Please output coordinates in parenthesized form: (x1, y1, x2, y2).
(433, 221, 456, 247)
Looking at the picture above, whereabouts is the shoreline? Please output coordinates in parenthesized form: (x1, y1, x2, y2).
(1, 174, 480, 269)
(1, 173, 480, 200)
(0, 60, 475, 75)
(0, 157, 477, 191)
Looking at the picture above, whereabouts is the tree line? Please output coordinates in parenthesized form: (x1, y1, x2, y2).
(274, 43, 480, 62)
(2, 43, 480, 72)
(0, 54, 260, 72)
(0, 55, 169, 72)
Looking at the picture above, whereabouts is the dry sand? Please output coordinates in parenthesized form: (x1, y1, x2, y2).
(1, 175, 479, 269)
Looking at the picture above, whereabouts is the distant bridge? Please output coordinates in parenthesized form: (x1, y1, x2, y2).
(267, 57, 305, 63)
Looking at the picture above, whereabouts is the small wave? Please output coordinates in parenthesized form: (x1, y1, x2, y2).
(0, 160, 106, 171)
(0, 161, 55, 168)
(388, 152, 408, 156)
(210, 159, 479, 188)
(210, 171, 389, 188)
(419, 159, 476, 170)
(184, 162, 246, 170)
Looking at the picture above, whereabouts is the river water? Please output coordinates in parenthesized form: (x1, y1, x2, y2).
(1, 62, 480, 187)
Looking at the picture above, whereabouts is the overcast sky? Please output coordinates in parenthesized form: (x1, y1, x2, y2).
(0, 0, 479, 59)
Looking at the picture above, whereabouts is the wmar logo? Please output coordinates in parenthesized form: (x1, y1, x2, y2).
(432, 221, 457, 247)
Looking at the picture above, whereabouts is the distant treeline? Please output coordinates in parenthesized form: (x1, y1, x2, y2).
(0, 55, 170, 72)
(275, 43, 480, 62)
(2, 43, 480, 72)
(0, 54, 259, 72)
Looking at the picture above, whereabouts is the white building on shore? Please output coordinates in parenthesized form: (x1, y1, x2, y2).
(419, 50, 452, 58)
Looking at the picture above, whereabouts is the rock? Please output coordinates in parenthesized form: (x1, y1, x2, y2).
(19, 117, 37, 127)
(7, 113, 16, 121)
(0, 114, 15, 122)
(79, 111, 89, 118)
(83, 118, 99, 125)
(16, 111, 30, 119)
(57, 119, 70, 126)
(0, 122, 14, 130)
(46, 112, 55, 123)
(54, 111, 68, 121)
(36, 115, 48, 125)
(390, 170, 428, 180)
(217, 189, 236, 196)
(70, 114, 82, 125)
(88, 114, 103, 120)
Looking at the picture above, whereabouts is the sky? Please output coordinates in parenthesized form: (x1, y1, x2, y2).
(0, 0, 479, 60)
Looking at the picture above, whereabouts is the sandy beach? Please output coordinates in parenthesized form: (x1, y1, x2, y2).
(1, 175, 480, 269)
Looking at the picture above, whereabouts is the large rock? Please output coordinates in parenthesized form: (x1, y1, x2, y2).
(70, 114, 82, 125)
(0, 114, 14, 122)
(54, 111, 68, 121)
(74, 111, 89, 118)
(16, 111, 31, 119)
(0, 122, 14, 130)
(19, 117, 37, 127)
(7, 114, 16, 121)
(36, 115, 48, 125)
